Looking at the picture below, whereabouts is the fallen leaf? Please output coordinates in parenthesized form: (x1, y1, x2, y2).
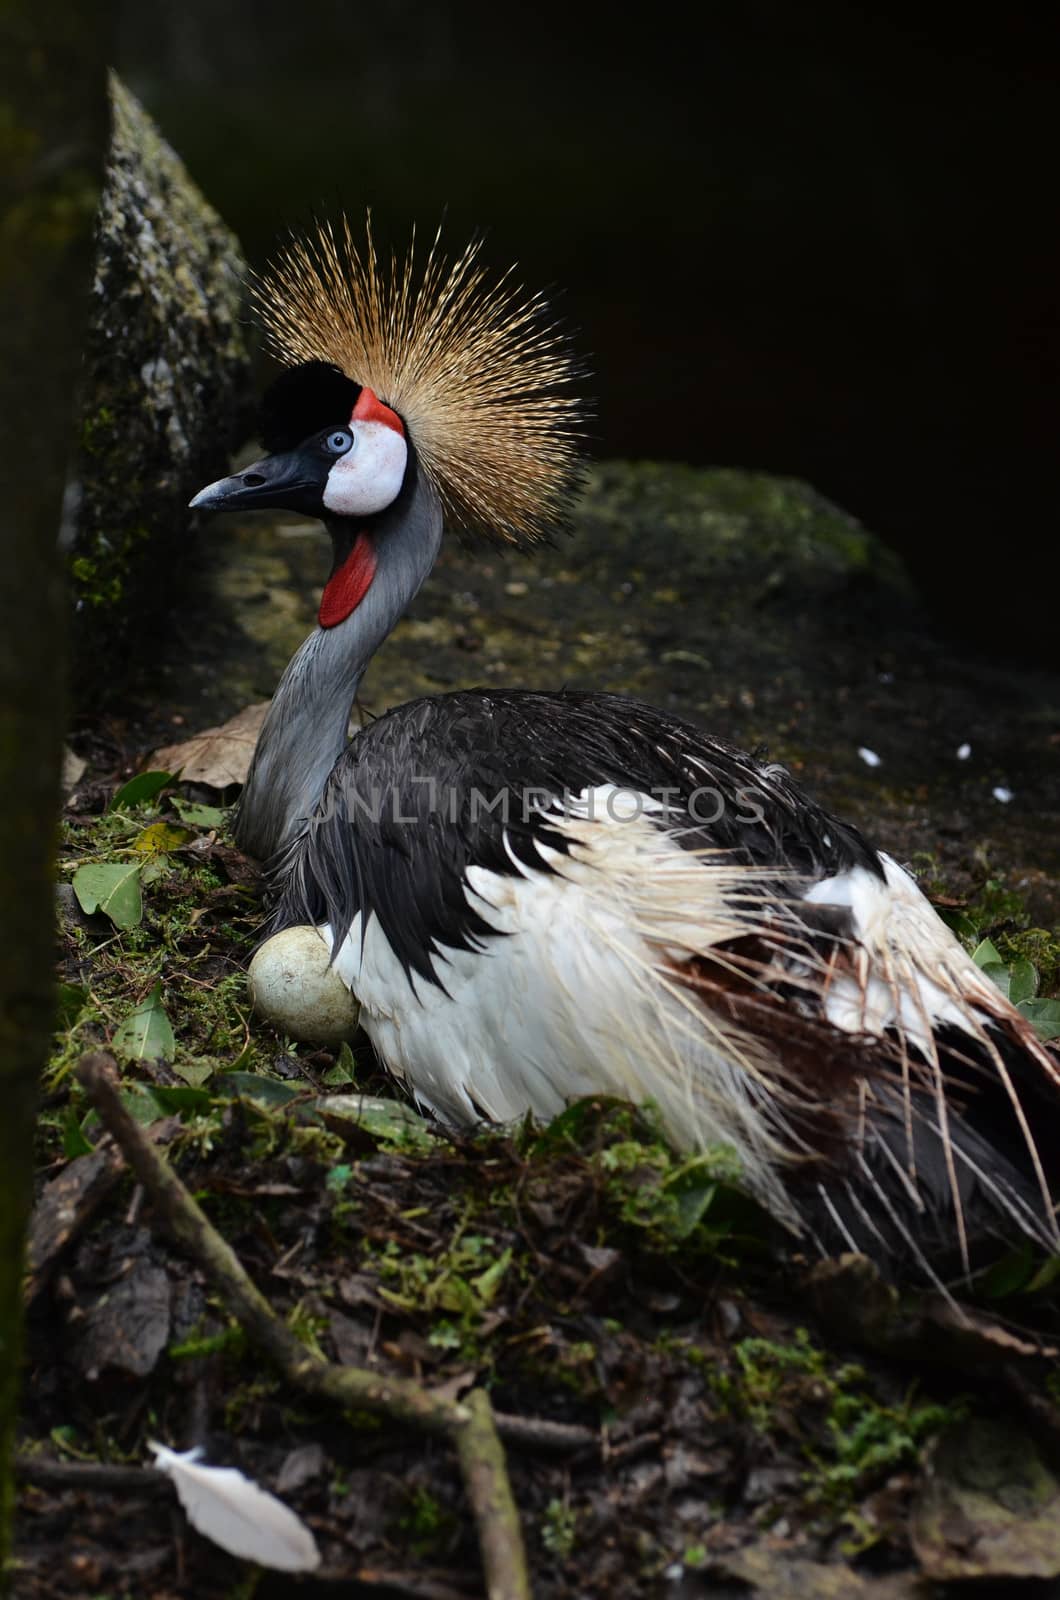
(74, 1257, 171, 1379)
(1020, 998, 1060, 1041)
(25, 1144, 125, 1301)
(133, 822, 192, 855)
(72, 861, 143, 930)
(152, 702, 269, 789)
(170, 796, 228, 828)
(113, 983, 176, 1063)
(110, 770, 172, 810)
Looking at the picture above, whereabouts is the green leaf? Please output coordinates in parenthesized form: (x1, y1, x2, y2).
(672, 1182, 718, 1239)
(220, 1071, 302, 1107)
(322, 1041, 357, 1086)
(72, 861, 143, 929)
(1018, 998, 1060, 1042)
(109, 770, 172, 810)
(978, 961, 1011, 1000)
(1025, 1254, 1060, 1295)
(971, 938, 1003, 969)
(978, 1241, 1035, 1299)
(170, 796, 228, 829)
(938, 908, 979, 946)
(318, 1093, 435, 1149)
(471, 1247, 512, 1306)
(149, 1085, 212, 1115)
(50, 1425, 93, 1460)
(120, 1083, 169, 1124)
(61, 1106, 94, 1158)
(530, 1094, 631, 1153)
(1007, 958, 1039, 1006)
(140, 855, 172, 885)
(112, 983, 175, 1062)
(55, 981, 88, 1029)
(173, 1059, 214, 1089)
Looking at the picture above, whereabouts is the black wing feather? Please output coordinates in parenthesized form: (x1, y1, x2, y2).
(268, 688, 881, 988)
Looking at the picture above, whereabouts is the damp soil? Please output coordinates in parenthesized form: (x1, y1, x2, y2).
(25, 463, 1060, 1597)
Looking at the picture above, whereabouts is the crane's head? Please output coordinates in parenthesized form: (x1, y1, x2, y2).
(190, 360, 409, 522)
(190, 215, 588, 548)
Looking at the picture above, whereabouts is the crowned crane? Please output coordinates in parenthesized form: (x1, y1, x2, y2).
(190, 218, 1059, 1285)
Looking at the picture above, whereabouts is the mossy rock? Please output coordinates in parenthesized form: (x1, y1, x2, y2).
(70, 73, 253, 690)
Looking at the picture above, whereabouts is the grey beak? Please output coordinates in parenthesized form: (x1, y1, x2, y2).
(188, 446, 323, 515)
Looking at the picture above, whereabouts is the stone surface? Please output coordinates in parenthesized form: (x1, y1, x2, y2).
(70, 73, 252, 688)
(911, 1418, 1060, 1581)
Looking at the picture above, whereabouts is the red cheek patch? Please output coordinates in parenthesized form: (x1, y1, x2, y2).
(319, 531, 378, 628)
(352, 385, 405, 436)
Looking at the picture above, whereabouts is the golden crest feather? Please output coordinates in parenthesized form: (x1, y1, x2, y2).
(251, 215, 588, 546)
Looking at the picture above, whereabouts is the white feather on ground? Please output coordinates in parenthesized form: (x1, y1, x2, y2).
(149, 1441, 321, 1572)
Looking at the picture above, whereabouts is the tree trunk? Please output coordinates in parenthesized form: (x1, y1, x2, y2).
(0, 7, 112, 1587)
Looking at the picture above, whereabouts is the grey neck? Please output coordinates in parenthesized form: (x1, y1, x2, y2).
(236, 465, 444, 861)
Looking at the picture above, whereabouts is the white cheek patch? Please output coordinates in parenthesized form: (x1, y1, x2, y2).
(322, 422, 408, 517)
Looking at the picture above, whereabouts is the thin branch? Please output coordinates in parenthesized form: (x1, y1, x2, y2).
(77, 1053, 457, 1434)
(76, 1052, 531, 1599)
(493, 1412, 597, 1454)
(15, 1457, 170, 1495)
(454, 1391, 531, 1600)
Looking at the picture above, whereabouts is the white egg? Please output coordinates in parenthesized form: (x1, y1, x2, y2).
(247, 925, 360, 1044)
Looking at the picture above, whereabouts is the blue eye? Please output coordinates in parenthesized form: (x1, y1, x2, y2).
(326, 429, 353, 455)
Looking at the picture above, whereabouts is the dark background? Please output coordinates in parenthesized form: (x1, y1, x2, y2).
(119, 1, 1058, 658)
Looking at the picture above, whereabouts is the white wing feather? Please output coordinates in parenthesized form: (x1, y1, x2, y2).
(149, 1441, 321, 1572)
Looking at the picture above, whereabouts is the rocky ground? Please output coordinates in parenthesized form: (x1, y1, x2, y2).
(16, 463, 1060, 1598)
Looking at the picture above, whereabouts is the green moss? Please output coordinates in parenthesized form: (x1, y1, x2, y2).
(79, 405, 114, 456)
(368, 1226, 514, 1362)
(541, 1498, 578, 1560)
(712, 1328, 962, 1525)
(398, 1486, 459, 1557)
(996, 927, 1060, 995)
(48, 785, 283, 1161)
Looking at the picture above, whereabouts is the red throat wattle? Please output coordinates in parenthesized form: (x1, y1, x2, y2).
(318, 532, 378, 628)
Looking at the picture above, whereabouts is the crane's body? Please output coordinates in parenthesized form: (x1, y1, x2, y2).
(190, 218, 1060, 1284)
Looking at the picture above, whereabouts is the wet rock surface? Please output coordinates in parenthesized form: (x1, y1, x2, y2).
(152, 460, 1059, 919)
(70, 74, 252, 692)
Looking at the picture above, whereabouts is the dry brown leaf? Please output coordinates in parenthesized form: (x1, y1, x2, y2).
(151, 702, 269, 789)
(25, 1144, 124, 1301)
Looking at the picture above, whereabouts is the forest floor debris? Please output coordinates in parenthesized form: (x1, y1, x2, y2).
(14, 725, 1060, 1597)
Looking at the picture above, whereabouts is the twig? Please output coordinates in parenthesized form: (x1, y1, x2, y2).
(454, 1391, 531, 1600)
(15, 1457, 170, 1494)
(77, 1054, 455, 1433)
(76, 1052, 531, 1599)
(493, 1412, 597, 1454)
